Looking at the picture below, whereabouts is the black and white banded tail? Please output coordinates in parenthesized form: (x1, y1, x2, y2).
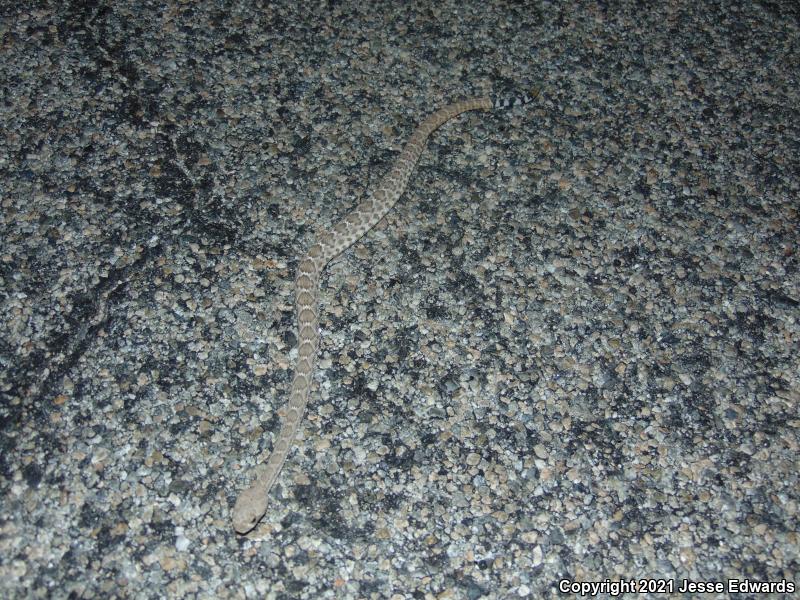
(492, 87, 541, 110)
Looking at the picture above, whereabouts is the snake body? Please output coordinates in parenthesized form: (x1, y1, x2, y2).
(233, 89, 540, 533)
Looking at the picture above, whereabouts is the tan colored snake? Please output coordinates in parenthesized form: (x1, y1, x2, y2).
(233, 88, 540, 533)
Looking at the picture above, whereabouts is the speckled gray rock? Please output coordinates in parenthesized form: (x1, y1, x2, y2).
(1, 1, 798, 598)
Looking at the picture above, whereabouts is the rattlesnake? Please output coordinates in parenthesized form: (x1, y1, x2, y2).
(232, 89, 540, 534)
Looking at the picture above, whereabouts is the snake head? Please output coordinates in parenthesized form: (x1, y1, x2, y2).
(232, 484, 268, 534)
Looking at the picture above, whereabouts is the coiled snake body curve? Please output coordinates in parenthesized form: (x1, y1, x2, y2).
(233, 89, 540, 534)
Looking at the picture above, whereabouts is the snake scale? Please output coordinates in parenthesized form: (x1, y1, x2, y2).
(233, 89, 540, 533)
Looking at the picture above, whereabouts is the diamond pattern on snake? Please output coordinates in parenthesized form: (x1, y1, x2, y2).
(233, 88, 541, 534)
